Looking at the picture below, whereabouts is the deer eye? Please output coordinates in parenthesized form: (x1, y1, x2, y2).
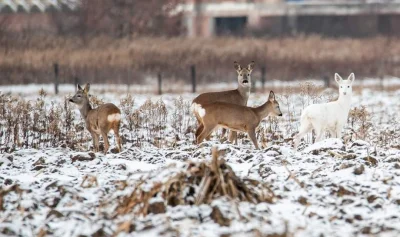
(240, 74, 243, 76)
(77, 95, 81, 98)
(347, 86, 350, 88)
(247, 74, 250, 76)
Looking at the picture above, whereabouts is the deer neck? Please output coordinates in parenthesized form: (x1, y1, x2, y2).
(253, 101, 272, 120)
(79, 100, 92, 119)
(337, 92, 352, 111)
(237, 85, 251, 101)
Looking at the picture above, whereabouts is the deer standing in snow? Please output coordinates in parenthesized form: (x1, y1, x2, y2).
(196, 91, 282, 149)
(294, 73, 355, 149)
(69, 84, 122, 154)
(192, 61, 254, 144)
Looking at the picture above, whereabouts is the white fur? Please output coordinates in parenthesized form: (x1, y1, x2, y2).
(198, 107, 206, 118)
(294, 73, 355, 149)
(107, 113, 121, 122)
(191, 103, 206, 118)
(191, 103, 199, 114)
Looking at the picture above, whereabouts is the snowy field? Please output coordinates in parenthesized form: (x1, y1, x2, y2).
(1, 80, 400, 237)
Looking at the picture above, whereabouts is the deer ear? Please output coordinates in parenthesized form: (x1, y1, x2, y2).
(247, 61, 255, 71)
(268, 91, 275, 101)
(77, 84, 83, 91)
(83, 83, 90, 94)
(234, 61, 242, 71)
(335, 73, 343, 84)
(348, 73, 355, 83)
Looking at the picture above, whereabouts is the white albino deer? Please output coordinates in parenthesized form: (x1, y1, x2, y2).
(69, 84, 122, 154)
(196, 91, 282, 149)
(294, 73, 355, 149)
(192, 61, 254, 143)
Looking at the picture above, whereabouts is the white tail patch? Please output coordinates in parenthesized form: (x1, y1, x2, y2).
(107, 113, 121, 122)
(192, 103, 206, 118)
(198, 107, 206, 118)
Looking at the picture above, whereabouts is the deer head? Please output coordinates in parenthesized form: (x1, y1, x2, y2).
(268, 91, 282, 117)
(69, 84, 90, 108)
(234, 61, 255, 88)
(335, 73, 355, 96)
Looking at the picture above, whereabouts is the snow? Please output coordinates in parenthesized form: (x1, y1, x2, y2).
(303, 138, 344, 153)
(1, 81, 400, 236)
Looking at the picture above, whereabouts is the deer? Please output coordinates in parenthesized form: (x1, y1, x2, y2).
(69, 83, 122, 154)
(294, 73, 355, 149)
(196, 91, 282, 149)
(192, 61, 255, 144)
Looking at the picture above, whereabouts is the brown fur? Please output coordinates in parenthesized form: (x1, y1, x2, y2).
(196, 91, 282, 149)
(192, 61, 254, 143)
(69, 84, 122, 154)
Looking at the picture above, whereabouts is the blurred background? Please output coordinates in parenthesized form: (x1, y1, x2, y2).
(0, 0, 399, 93)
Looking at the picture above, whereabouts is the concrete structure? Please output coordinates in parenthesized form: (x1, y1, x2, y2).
(183, 0, 400, 37)
(1, 0, 400, 37)
(0, 0, 78, 13)
(0, 0, 78, 33)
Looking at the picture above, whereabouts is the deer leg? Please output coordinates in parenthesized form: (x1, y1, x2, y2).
(195, 123, 204, 138)
(91, 132, 100, 152)
(248, 129, 259, 150)
(228, 131, 238, 145)
(195, 115, 212, 141)
(205, 128, 213, 141)
(101, 131, 110, 154)
(113, 122, 122, 152)
(221, 128, 227, 138)
(294, 120, 312, 149)
(197, 125, 216, 144)
(315, 128, 324, 143)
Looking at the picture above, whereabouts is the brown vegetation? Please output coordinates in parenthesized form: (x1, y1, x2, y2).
(1, 36, 399, 85)
(115, 147, 275, 217)
(1, 82, 398, 153)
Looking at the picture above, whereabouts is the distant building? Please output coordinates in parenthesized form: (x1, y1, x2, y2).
(0, 0, 77, 34)
(183, 0, 400, 37)
(1, 0, 400, 37)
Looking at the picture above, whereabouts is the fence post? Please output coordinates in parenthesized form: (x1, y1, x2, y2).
(191, 65, 196, 93)
(323, 75, 330, 88)
(74, 76, 80, 91)
(261, 66, 266, 91)
(54, 63, 59, 94)
(158, 73, 162, 95)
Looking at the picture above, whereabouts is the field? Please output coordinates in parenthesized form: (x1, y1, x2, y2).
(2, 36, 400, 85)
(0, 80, 400, 237)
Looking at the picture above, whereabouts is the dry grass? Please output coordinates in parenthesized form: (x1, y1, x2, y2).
(115, 147, 275, 217)
(2, 80, 398, 152)
(1, 35, 400, 84)
(0, 91, 195, 151)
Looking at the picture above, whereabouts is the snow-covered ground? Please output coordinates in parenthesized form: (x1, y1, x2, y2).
(1, 81, 400, 237)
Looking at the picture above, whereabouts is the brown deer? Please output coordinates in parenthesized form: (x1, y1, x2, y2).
(196, 91, 282, 149)
(192, 61, 255, 143)
(69, 84, 122, 154)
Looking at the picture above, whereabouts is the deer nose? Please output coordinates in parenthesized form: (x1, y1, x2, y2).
(279, 113, 283, 116)
(69, 99, 73, 102)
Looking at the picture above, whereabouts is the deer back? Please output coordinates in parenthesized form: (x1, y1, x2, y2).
(200, 102, 259, 131)
(86, 103, 121, 134)
(193, 89, 248, 106)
